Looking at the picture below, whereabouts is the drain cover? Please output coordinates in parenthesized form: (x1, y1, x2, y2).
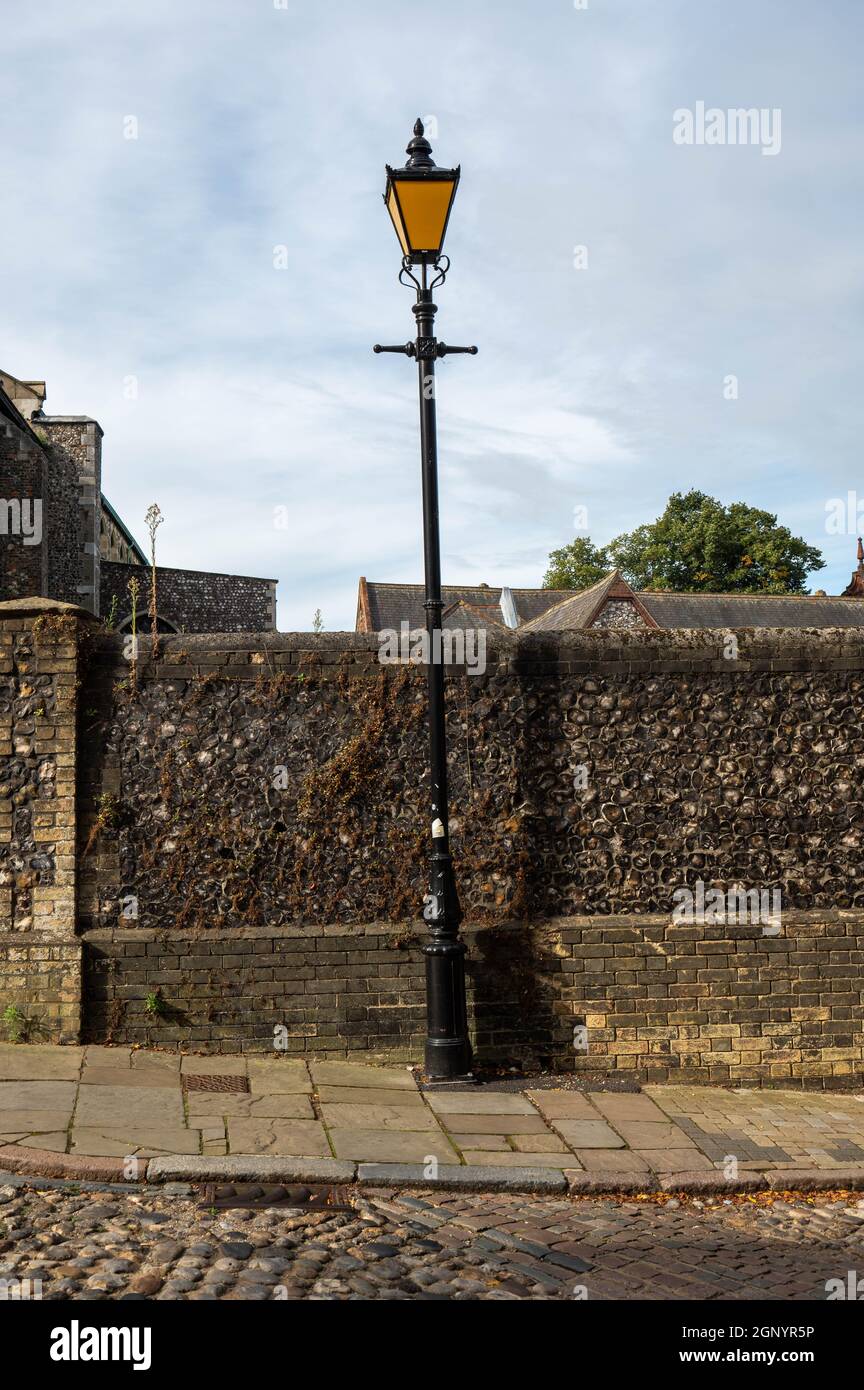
(200, 1183, 353, 1212)
(183, 1074, 250, 1094)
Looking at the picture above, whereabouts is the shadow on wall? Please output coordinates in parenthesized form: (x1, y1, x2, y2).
(467, 924, 571, 1070)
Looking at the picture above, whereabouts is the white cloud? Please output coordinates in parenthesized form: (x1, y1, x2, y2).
(3, 0, 862, 625)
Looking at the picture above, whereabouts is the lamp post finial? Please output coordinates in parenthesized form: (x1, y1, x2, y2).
(405, 118, 435, 168)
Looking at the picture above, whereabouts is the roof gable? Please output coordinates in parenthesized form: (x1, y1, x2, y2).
(521, 572, 660, 632)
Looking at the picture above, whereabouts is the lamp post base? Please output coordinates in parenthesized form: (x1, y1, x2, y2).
(423, 937, 473, 1080)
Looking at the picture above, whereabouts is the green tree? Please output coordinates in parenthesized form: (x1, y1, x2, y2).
(542, 536, 611, 589)
(543, 492, 825, 594)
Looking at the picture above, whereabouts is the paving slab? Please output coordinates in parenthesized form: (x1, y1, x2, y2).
(0, 1080, 77, 1110)
(315, 1085, 426, 1107)
(179, 1055, 247, 1076)
(83, 1046, 132, 1067)
(80, 1067, 177, 1088)
(590, 1093, 670, 1123)
(425, 1092, 536, 1116)
(0, 1046, 83, 1080)
(308, 1061, 417, 1090)
(328, 1128, 460, 1164)
(613, 1121, 697, 1149)
(226, 1118, 331, 1157)
(552, 1119, 625, 1149)
(526, 1090, 599, 1120)
(319, 1103, 439, 1131)
(0, 1110, 73, 1132)
(245, 1059, 312, 1093)
(433, 1112, 550, 1135)
(449, 1133, 511, 1151)
(185, 1093, 315, 1120)
(510, 1133, 569, 1153)
(129, 1051, 181, 1072)
(75, 1085, 185, 1128)
(15, 1131, 68, 1153)
(71, 1126, 201, 1157)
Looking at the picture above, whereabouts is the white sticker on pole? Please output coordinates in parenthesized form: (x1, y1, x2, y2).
(431, 818, 445, 838)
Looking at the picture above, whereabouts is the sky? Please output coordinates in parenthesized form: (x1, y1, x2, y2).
(3, 0, 863, 630)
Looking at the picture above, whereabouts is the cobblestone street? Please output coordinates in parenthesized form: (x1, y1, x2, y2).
(3, 1182, 864, 1302)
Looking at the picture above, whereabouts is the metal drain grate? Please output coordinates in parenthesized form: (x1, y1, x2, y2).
(183, 1073, 250, 1094)
(200, 1183, 353, 1212)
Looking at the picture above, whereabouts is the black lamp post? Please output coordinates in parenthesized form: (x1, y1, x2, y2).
(374, 119, 476, 1080)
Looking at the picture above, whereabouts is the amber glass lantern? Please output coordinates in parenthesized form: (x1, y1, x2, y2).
(384, 119, 459, 264)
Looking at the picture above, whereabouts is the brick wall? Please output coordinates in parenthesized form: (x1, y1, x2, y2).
(68, 624, 864, 1082)
(82, 920, 564, 1067)
(81, 911, 864, 1086)
(100, 561, 276, 633)
(0, 602, 90, 1041)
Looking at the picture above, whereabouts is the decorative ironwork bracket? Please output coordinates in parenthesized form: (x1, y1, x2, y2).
(372, 341, 478, 359)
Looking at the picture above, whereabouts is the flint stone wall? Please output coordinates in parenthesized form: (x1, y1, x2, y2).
(70, 625, 864, 1082)
(100, 561, 276, 634)
(80, 626, 864, 929)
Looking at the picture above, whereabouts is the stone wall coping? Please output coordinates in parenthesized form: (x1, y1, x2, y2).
(74, 625, 864, 690)
(80, 626, 864, 658)
(100, 560, 278, 585)
(0, 597, 98, 621)
(79, 908, 863, 945)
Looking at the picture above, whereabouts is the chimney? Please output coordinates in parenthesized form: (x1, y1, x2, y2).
(499, 586, 519, 629)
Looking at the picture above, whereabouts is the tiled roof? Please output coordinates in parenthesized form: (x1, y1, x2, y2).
(442, 600, 507, 629)
(362, 582, 570, 632)
(640, 591, 864, 629)
(359, 575, 864, 632)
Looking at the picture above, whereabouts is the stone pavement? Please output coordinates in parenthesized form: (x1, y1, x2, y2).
(2, 1179, 863, 1300)
(2, 1045, 864, 1188)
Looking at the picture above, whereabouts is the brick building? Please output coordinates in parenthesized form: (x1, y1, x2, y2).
(1, 370, 276, 632)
